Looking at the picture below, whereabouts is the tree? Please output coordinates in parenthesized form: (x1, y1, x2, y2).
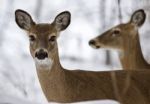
(99, 0, 112, 65)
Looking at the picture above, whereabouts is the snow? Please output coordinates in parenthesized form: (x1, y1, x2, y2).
(0, 93, 44, 104)
(0, 0, 149, 103)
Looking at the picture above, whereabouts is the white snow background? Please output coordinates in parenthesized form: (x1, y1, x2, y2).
(0, 0, 149, 104)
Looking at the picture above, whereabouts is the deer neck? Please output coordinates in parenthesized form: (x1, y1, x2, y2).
(120, 33, 149, 69)
(34, 45, 66, 100)
(34, 46, 116, 102)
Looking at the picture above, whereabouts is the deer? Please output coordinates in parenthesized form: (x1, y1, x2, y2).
(89, 9, 150, 70)
(15, 9, 150, 104)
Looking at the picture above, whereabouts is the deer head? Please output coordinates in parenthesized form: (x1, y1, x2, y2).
(15, 9, 71, 69)
(89, 9, 146, 50)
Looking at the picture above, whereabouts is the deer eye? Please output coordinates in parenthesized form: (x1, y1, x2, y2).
(112, 30, 120, 37)
(113, 30, 120, 35)
(29, 35, 36, 41)
(49, 36, 56, 42)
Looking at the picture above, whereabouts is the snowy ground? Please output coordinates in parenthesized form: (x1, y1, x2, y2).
(0, 93, 119, 104)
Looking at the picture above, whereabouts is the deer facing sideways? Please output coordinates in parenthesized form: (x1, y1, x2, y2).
(15, 9, 150, 104)
(89, 9, 150, 70)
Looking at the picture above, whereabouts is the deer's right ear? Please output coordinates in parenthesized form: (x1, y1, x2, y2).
(15, 9, 35, 30)
(130, 9, 146, 27)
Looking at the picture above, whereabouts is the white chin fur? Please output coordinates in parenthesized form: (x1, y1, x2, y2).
(34, 58, 53, 70)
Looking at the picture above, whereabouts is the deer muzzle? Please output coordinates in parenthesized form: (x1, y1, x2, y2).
(89, 40, 101, 49)
(35, 49, 48, 60)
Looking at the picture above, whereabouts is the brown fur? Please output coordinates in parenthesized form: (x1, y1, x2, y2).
(15, 10, 150, 104)
(36, 53, 150, 104)
(89, 10, 150, 70)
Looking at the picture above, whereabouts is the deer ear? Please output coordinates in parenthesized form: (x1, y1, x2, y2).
(130, 9, 146, 27)
(15, 9, 35, 30)
(54, 11, 71, 31)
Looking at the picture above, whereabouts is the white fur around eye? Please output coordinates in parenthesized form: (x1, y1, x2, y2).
(48, 32, 59, 40)
(112, 33, 116, 37)
(113, 28, 121, 31)
(29, 33, 36, 38)
(49, 33, 56, 38)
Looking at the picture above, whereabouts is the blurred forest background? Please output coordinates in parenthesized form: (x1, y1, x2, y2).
(0, 0, 150, 104)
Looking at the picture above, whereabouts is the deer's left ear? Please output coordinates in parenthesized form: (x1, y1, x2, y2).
(130, 9, 146, 27)
(53, 11, 71, 31)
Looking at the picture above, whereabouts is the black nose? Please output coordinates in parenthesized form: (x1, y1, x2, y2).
(35, 49, 48, 60)
(89, 40, 96, 45)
